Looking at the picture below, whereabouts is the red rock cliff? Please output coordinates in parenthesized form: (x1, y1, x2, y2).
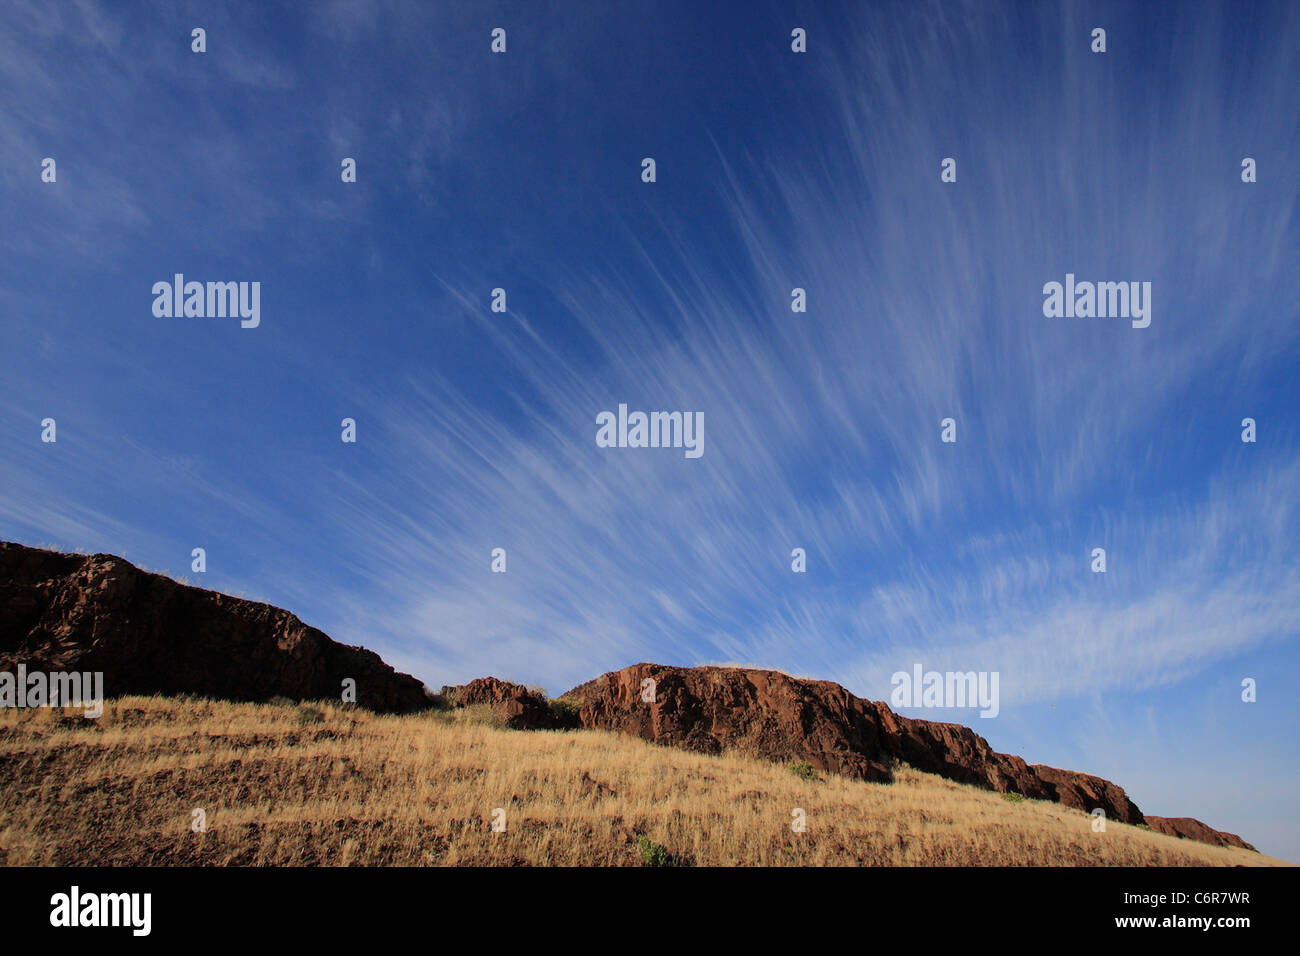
(0, 542, 430, 713)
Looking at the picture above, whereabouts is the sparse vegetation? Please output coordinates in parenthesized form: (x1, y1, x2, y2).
(295, 705, 325, 725)
(439, 686, 463, 708)
(0, 696, 1282, 867)
(456, 703, 507, 729)
(425, 691, 454, 712)
(790, 760, 821, 782)
(1002, 792, 1025, 804)
(637, 835, 671, 866)
(548, 696, 582, 723)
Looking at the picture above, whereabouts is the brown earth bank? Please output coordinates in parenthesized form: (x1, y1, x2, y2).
(0, 541, 1258, 854)
(0, 542, 429, 713)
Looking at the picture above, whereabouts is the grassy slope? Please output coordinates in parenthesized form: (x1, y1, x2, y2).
(0, 696, 1285, 867)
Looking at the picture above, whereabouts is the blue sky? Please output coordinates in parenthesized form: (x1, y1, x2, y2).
(2, 0, 1298, 857)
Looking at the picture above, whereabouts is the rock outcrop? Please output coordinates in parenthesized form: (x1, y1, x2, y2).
(0, 542, 430, 713)
(1145, 816, 1255, 851)
(441, 676, 573, 729)
(443, 664, 1258, 851)
(0, 542, 1256, 851)
(565, 663, 1140, 826)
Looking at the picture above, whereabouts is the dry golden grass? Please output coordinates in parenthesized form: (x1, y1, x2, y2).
(0, 696, 1285, 867)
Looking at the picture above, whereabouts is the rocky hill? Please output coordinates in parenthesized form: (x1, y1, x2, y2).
(0, 542, 430, 713)
(1, 541, 1256, 852)
(562, 663, 1142, 821)
(1144, 816, 1254, 851)
(451, 664, 1254, 850)
(2, 694, 1278, 867)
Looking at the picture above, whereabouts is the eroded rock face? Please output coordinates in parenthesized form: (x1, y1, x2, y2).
(564, 663, 1149, 821)
(567, 662, 896, 782)
(1145, 817, 1255, 851)
(0, 542, 430, 714)
(1030, 764, 1143, 822)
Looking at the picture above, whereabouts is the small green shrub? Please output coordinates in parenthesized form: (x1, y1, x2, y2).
(637, 835, 671, 867)
(548, 696, 582, 724)
(789, 760, 821, 782)
(1001, 791, 1025, 803)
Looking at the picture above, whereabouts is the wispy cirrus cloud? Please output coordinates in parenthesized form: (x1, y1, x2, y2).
(1, 0, 1296, 855)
